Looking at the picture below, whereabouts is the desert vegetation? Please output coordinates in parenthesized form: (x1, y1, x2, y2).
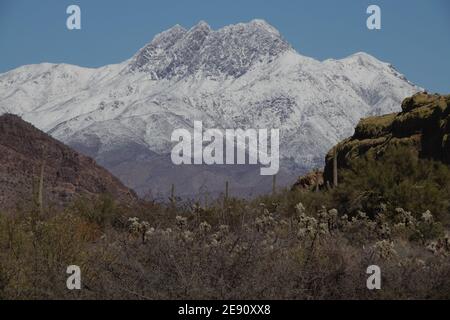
(0, 147, 450, 300)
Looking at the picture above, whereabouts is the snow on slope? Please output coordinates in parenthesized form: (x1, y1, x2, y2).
(0, 20, 421, 198)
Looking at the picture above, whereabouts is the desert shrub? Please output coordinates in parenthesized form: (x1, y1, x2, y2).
(0, 210, 101, 299)
(69, 194, 121, 229)
(1, 149, 450, 299)
(0, 197, 449, 299)
(256, 187, 333, 220)
(334, 146, 450, 224)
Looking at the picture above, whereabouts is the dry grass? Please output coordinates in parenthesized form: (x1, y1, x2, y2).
(0, 191, 449, 300)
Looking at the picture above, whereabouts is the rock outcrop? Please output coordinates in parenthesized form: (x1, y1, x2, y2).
(292, 170, 324, 191)
(324, 92, 450, 183)
(0, 114, 137, 210)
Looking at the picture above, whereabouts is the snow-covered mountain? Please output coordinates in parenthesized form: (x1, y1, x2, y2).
(0, 20, 421, 199)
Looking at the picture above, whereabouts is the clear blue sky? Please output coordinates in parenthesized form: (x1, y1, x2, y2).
(0, 0, 449, 92)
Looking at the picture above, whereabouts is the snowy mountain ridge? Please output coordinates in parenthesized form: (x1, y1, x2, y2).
(0, 20, 421, 198)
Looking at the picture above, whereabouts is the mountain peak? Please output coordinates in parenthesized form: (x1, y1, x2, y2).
(191, 20, 211, 31)
(218, 19, 284, 40)
(248, 19, 281, 35)
(0, 20, 421, 199)
(250, 18, 270, 25)
(129, 20, 291, 78)
(151, 24, 187, 44)
(342, 52, 381, 66)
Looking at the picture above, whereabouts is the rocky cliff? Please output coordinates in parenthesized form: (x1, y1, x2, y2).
(324, 92, 450, 183)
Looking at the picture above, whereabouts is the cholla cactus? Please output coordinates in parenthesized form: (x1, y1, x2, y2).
(279, 219, 289, 228)
(445, 233, 450, 245)
(141, 221, 150, 231)
(296, 216, 318, 239)
(317, 206, 328, 221)
(328, 208, 338, 219)
(161, 228, 173, 237)
(146, 227, 155, 235)
(426, 233, 450, 256)
(210, 232, 222, 244)
(395, 208, 416, 226)
(374, 240, 397, 259)
(175, 215, 188, 229)
(378, 222, 391, 238)
(421, 210, 434, 223)
(293, 202, 331, 239)
(191, 202, 203, 216)
(199, 221, 212, 233)
(295, 203, 306, 216)
(128, 217, 152, 243)
(255, 210, 276, 232)
(427, 241, 438, 255)
(260, 238, 275, 251)
(218, 224, 229, 234)
(294, 203, 307, 224)
(181, 230, 194, 243)
(318, 223, 329, 235)
(210, 238, 220, 247)
(357, 211, 367, 220)
(128, 217, 141, 234)
(319, 207, 338, 233)
(339, 214, 349, 227)
(231, 243, 249, 257)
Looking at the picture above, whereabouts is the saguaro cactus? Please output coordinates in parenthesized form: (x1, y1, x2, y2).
(272, 174, 277, 195)
(35, 146, 47, 216)
(315, 169, 320, 192)
(38, 158, 45, 214)
(333, 147, 338, 188)
(170, 183, 175, 205)
(222, 181, 230, 223)
(225, 181, 229, 203)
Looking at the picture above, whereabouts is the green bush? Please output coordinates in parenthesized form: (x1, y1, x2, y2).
(333, 146, 450, 224)
(69, 194, 121, 229)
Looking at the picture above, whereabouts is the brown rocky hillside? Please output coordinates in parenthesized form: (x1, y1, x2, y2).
(0, 114, 137, 210)
(324, 92, 450, 183)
